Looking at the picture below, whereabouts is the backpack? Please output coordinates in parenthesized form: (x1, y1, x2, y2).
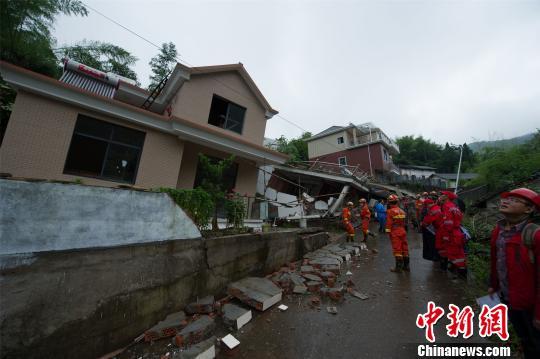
(522, 222, 539, 264)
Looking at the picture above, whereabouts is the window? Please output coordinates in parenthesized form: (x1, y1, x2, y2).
(337, 136, 344, 144)
(64, 115, 145, 183)
(208, 95, 246, 134)
(383, 149, 389, 162)
(338, 156, 347, 166)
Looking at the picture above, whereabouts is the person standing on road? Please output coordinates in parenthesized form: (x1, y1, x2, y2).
(421, 198, 439, 261)
(358, 198, 372, 242)
(342, 201, 356, 243)
(439, 191, 466, 277)
(375, 199, 387, 233)
(386, 194, 409, 273)
(488, 188, 540, 359)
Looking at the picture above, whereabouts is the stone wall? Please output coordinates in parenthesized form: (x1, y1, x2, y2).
(1, 212, 328, 358)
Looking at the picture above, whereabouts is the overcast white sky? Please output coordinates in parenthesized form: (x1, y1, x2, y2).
(54, 0, 540, 144)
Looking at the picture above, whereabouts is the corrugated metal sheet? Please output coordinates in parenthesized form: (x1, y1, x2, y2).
(59, 70, 116, 98)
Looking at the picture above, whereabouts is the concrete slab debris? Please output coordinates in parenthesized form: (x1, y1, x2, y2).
(185, 296, 215, 315)
(222, 304, 252, 330)
(221, 334, 240, 349)
(145, 311, 186, 342)
(179, 336, 216, 359)
(278, 304, 288, 311)
(352, 291, 369, 300)
(228, 277, 283, 311)
(327, 306, 338, 315)
(309, 257, 341, 268)
(174, 316, 215, 347)
(300, 265, 315, 273)
(302, 273, 322, 282)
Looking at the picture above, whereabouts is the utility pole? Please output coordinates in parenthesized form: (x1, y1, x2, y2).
(454, 144, 464, 194)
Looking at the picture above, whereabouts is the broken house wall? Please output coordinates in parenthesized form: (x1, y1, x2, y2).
(0, 180, 328, 359)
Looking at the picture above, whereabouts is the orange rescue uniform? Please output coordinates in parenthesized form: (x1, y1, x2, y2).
(360, 204, 371, 235)
(342, 207, 355, 241)
(386, 205, 408, 258)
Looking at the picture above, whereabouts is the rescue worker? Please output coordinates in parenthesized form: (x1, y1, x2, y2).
(429, 191, 439, 201)
(386, 194, 409, 272)
(421, 198, 442, 261)
(342, 201, 355, 242)
(358, 198, 371, 242)
(488, 188, 540, 358)
(415, 194, 425, 231)
(437, 191, 466, 276)
(374, 199, 387, 233)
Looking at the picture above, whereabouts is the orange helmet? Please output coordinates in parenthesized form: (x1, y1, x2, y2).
(388, 194, 399, 202)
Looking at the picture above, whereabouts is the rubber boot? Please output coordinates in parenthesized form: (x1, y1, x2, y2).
(403, 256, 410, 272)
(439, 257, 448, 271)
(390, 257, 403, 273)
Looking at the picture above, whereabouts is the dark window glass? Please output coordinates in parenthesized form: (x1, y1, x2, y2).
(64, 135, 108, 176)
(102, 144, 139, 182)
(75, 116, 113, 139)
(112, 125, 146, 147)
(64, 115, 145, 183)
(207, 95, 245, 134)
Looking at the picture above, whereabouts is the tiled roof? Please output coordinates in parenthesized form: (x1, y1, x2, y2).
(59, 70, 116, 98)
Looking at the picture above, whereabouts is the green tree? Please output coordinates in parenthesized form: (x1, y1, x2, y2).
(196, 154, 236, 231)
(0, 0, 87, 144)
(275, 132, 312, 163)
(0, 0, 88, 77)
(59, 40, 138, 82)
(394, 135, 442, 167)
(148, 42, 177, 91)
(471, 131, 540, 190)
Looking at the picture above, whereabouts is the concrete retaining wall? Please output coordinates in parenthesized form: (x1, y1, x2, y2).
(0, 179, 201, 255)
(0, 230, 329, 358)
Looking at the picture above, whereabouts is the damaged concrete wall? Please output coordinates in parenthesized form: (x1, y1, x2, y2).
(0, 179, 201, 255)
(1, 227, 328, 359)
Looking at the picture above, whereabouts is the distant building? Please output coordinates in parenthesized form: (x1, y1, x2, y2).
(399, 165, 437, 181)
(430, 173, 479, 189)
(306, 123, 400, 177)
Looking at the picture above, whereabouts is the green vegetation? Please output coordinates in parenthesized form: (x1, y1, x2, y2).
(156, 187, 213, 230)
(469, 131, 540, 190)
(60, 40, 138, 82)
(0, 0, 88, 77)
(393, 136, 475, 172)
(225, 193, 246, 229)
(148, 42, 177, 92)
(274, 132, 312, 163)
(196, 154, 236, 230)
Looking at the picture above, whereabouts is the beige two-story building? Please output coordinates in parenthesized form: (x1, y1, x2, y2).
(0, 60, 287, 196)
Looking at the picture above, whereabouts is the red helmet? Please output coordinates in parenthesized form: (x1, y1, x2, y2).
(501, 188, 540, 209)
(388, 194, 399, 202)
(440, 190, 457, 201)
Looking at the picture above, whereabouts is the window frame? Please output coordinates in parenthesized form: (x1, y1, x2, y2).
(338, 156, 347, 166)
(337, 136, 344, 144)
(207, 94, 246, 135)
(63, 115, 145, 184)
